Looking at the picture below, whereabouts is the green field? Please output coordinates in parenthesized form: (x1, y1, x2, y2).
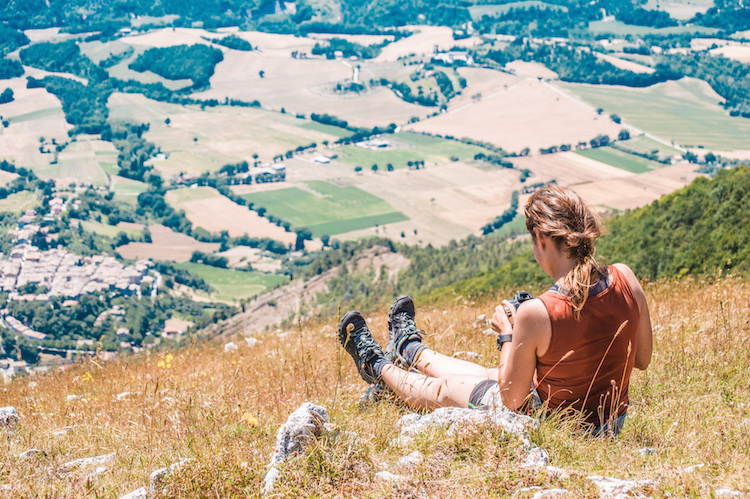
(176, 262, 286, 302)
(557, 78, 750, 151)
(587, 20, 719, 36)
(335, 132, 499, 170)
(299, 121, 353, 138)
(576, 147, 658, 173)
(8, 108, 63, 124)
(615, 135, 683, 159)
(81, 220, 142, 238)
(240, 180, 408, 237)
(0, 191, 39, 213)
(468, 1, 566, 20)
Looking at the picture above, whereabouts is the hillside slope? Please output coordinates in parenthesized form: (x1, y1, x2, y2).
(0, 274, 748, 497)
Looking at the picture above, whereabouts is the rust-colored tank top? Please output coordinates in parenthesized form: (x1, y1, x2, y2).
(535, 266, 640, 426)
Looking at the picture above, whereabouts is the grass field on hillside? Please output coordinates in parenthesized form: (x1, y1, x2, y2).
(576, 146, 658, 173)
(176, 262, 286, 301)
(240, 181, 408, 237)
(2, 275, 749, 497)
(7, 108, 63, 124)
(298, 122, 353, 138)
(0, 191, 39, 213)
(81, 220, 143, 239)
(587, 20, 719, 36)
(558, 78, 750, 151)
(618, 135, 684, 158)
(335, 132, 498, 170)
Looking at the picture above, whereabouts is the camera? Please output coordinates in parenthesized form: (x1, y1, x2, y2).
(497, 290, 534, 351)
(505, 290, 534, 315)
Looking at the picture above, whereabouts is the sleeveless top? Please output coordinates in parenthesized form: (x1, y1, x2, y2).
(534, 266, 640, 426)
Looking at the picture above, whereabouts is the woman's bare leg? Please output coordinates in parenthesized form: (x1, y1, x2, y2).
(381, 363, 488, 410)
(412, 348, 499, 381)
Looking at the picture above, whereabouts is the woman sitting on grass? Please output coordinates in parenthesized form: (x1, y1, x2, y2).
(338, 185, 653, 435)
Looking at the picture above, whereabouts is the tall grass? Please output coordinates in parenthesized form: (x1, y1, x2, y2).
(1, 274, 748, 497)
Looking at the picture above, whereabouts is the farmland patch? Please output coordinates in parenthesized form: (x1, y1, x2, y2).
(175, 262, 286, 302)
(116, 224, 220, 262)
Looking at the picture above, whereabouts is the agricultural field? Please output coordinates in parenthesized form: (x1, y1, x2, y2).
(503, 60, 558, 80)
(572, 163, 703, 211)
(110, 175, 149, 204)
(217, 246, 282, 273)
(709, 45, 750, 64)
(332, 131, 500, 170)
(644, 0, 714, 20)
(33, 135, 115, 187)
(175, 262, 287, 302)
(80, 220, 142, 239)
(595, 53, 655, 74)
(587, 20, 719, 36)
(238, 180, 408, 238)
(405, 78, 623, 153)
(107, 93, 341, 177)
(0, 191, 39, 213)
(0, 170, 19, 187)
(374, 26, 483, 62)
(165, 187, 298, 244)
(576, 146, 661, 174)
(557, 78, 750, 153)
(116, 224, 220, 262)
(510, 151, 632, 186)
(195, 48, 430, 128)
(0, 75, 72, 170)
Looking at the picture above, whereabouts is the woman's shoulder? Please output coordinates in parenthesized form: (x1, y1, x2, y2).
(611, 263, 646, 300)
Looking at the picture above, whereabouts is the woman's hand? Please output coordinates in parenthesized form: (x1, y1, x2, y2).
(491, 300, 515, 336)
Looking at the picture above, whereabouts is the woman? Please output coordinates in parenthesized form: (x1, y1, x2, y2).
(339, 185, 653, 434)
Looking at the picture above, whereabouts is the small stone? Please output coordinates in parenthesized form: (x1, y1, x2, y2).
(715, 489, 742, 498)
(637, 447, 657, 456)
(60, 453, 115, 472)
(245, 337, 259, 347)
(522, 446, 549, 468)
(116, 392, 132, 401)
(375, 470, 405, 482)
(150, 458, 193, 494)
(119, 486, 148, 499)
(18, 448, 44, 459)
(395, 451, 423, 467)
(224, 342, 238, 353)
(0, 407, 19, 429)
(587, 475, 654, 497)
(532, 489, 568, 498)
(66, 395, 86, 403)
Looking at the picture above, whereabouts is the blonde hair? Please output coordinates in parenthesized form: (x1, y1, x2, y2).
(524, 185, 606, 319)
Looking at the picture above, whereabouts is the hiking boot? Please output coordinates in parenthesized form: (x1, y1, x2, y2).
(386, 295, 425, 368)
(359, 382, 392, 410)
(339, 310, 387, 384)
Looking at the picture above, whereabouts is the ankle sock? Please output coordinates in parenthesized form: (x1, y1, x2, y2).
(370, 355, 393, 377)
(402, 341, 428, 367)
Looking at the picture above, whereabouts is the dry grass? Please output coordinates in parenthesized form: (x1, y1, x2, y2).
(2, 274, 749, 497)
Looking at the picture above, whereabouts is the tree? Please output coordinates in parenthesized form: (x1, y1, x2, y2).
(354, 166, 362, 173)
(618, 129, 631, 141)
(371, 164, 378, 172)
(610, 114, 621, 124)
(164, 117, 171, 126)
(321, 234, 330, 247)
(387, 163, 394, 171)
(259, 70, 265, 78)
(0, 88, 13, 104)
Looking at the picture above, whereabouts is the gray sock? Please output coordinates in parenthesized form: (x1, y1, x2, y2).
(370, 355, 393, 377)
(402, 341, 428, 367)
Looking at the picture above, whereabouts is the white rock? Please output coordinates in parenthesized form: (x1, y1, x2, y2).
(224, 342, 238, 353)
(150, 458, 193, 494)
(66, 395, 87, 403)
(681, 463, 704, 473)
(375, 470, 405, 482)
(0, 407, 19, 428)
(60, 453, 115, 472)
(245, 337, 260, 347)
(587, 475, 654, 498)
(18, 448, 44, 459)
(28, 382, 37, 389)
(395, 451, 423, 467)
(637, 447, 657, 456)
(522, 446, 549, 468)
(87, 465, 109, 479)
(263, 402, 332, 494)
(119, 486, 148, 499)
(532, 488, 569, 498)
(715, 489, 742, 498)
(395, 406, 536, 447)
(116, 392, 133, 401)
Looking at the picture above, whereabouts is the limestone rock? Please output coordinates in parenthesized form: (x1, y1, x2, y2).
(150, 458, 193, 494)
(587, 475, 654, 498)
(0, 407, 19, 428)
(60, 453, 115, 473)
(263, 402, 332, 494)
(119, 486, 148, 499)
(375, 470, 405, 482)
(18, 449, 44, 459)
(395, 451, 423, 467)
(245, 337, 260, 347)
(224, 342, 238, 353)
